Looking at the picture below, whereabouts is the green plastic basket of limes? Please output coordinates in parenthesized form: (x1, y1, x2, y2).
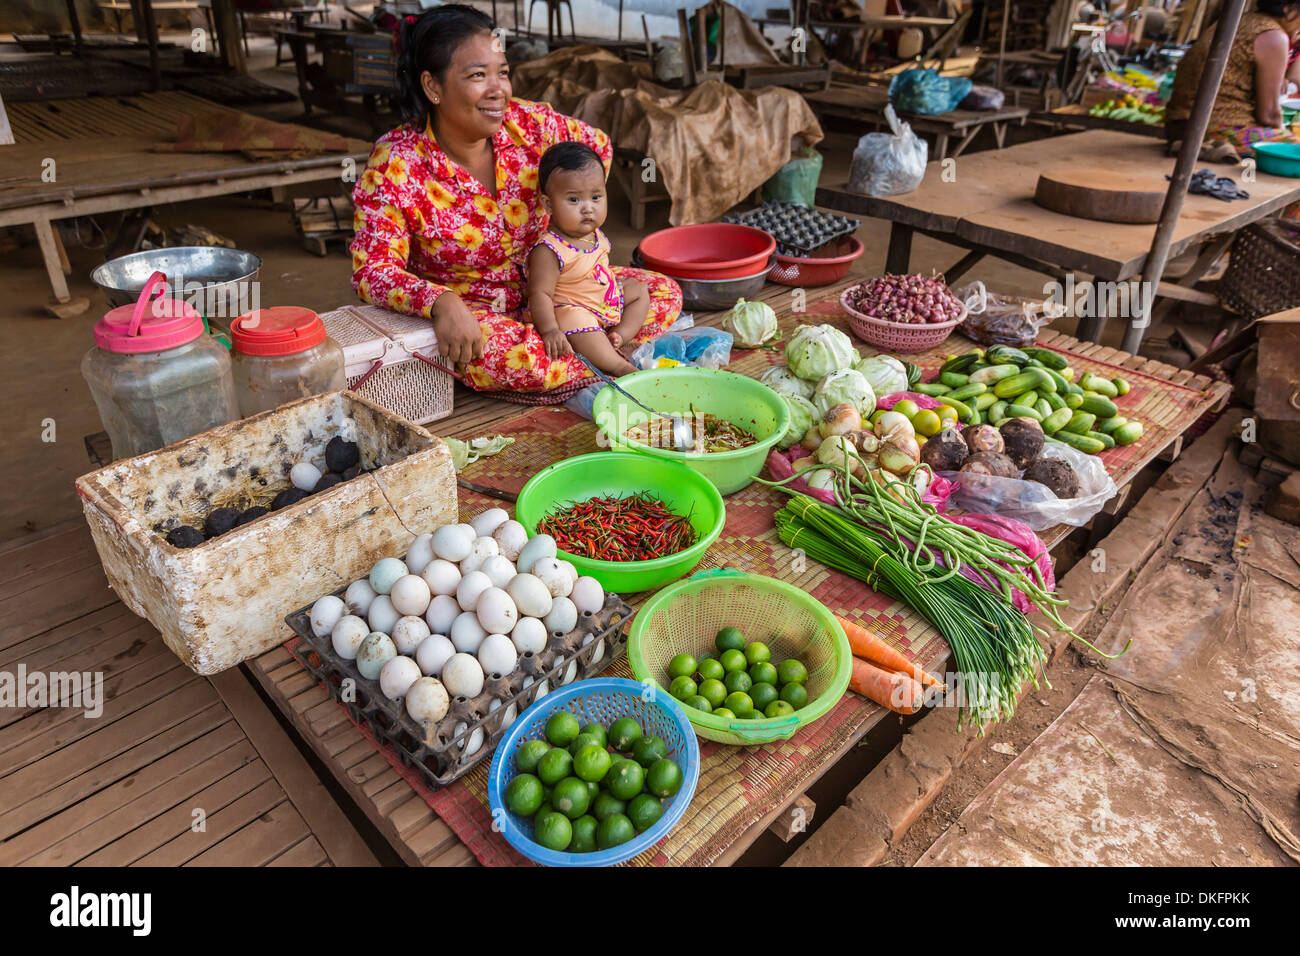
(627, 570, 852, 745)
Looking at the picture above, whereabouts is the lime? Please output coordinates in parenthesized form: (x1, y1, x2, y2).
(552, 776, 591, 819)
(504, 773, 543, 816)
(585, 780, 600, 802)
(894, 398, 920, 419)
(744, 641, 771, 666)
(608, 716, 643, 752)
(606, 758, 645, 800)
(734, 708, 762, 721)
(667, 653, 697, 680)
(516, 739, 551, 773)
(567, 732, 601, 756)
(646, 758, 683, 798)
(781, 682, 809, 709)
(592, 792, 626, 821)
(912, 408, 942, 437)
(749, 682, 779, 712)
(719, 649, 747, 673)
(685, 694, 712, 713)
(936, 404, 959, 427)
(764, 699, 795, 718)
(596, 813, 636, 849)
(723, 670, 752, 695)
(724, 691, 753, 714)
(631, 734, 668, 768)
(668, 675, 697, 701)
(777, 659, 808, 685)
(627, 793, 664, 833)
(710, 707, 736, 720)
(748, 661, 778, 686)
(697, 658, 725, 682)
(715, 627, 745, 653)
(573, 743, 613, 783)
(580, 722, 607, 748)
(545, 710, 581, 747)
(534, 810, 572, 851)
(570, 814, 598, 853)
(697, 678, 727, 709)
(537, 747, 573, 785)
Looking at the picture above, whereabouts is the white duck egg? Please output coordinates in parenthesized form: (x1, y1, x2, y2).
(405, 534, 435, 575)
(583, 633, 606, 665)
(557, 560, 578, 586)
(531, 557, 573, 598)
(405, 677, 450, 723)
(506, 573, 553, 619)
(291, 462, 322, 491)
(355, 632, 397, 680)
(470, 507, 510, 538)
(469, 535, 500, 562)
(571, 576, 605, 616)
(442, 653, 485, 699)
(420, 559, 461, 596)
(458, 553, 487, 577)
(389, 574, 431, 617)
(476, 587, 518, 635)
(515, 533, 557, 573)
(415, 634, 456, 676)
(511, 616, 548, 655)
(309, 595, 346, 638)
(543, 597, 578, 636)
(378, 655, 422, 701)
(531, 679, 549, 703)
(392, 615, 431, 655)
(456, 570, 493, 612)
(344, 579, 377, 616)
(561, 658, 579, 685)
(477, 633, 518, 677)
(488, 697, 518, 732)
(480, 555, 517, 589)
(368, 557, 408, 596)
(330, 615, 370, 660)
(492, 520, 530, 562)
(453, 721, 485, 756)
(367, 595, 400, 635)
(431, 524, 474, 562)
(450, 612, 487, 654)
(425, 594, 461, 635)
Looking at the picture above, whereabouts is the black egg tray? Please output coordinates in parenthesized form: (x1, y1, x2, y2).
(721, 202, 861, 257)
(283, 592, 633, 788)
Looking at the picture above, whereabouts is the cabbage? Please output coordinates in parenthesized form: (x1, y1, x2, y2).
(786, 324, 858, 381)
(854, 354, 909, 400)
(722, 298, 778, 348)
(779, 394, 818, 449)
(812, 368, 877, 419)
(760, 364, 814, 400)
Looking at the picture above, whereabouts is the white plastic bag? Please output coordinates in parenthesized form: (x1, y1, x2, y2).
(940, 442, 1118, 531)
(847, 105, 928, 197)
(955, 280, 1067, 348)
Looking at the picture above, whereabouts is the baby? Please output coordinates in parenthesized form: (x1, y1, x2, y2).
(527, 142, 648, 376)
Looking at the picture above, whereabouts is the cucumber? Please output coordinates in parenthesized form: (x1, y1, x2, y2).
(1064, 411, 1097, 434)
(1041, 407, 1074, 435)
(974, 391, 999, 411)
(1097, 416, 1128, 435)
(985, 345, 1031, 366)
(939, 352, 982, 375)
(1004, 403, 1042, 421)
(915, 382, 952, 397)
(1040, 367, 1070, 393)
(1015, 389, 1040, 409)
(940, 371, 971, 388)
(987, 400, 1009, 423)
(1061, 366, 1077, 383)
(946, 382, 989, 402)
(1051, 432, 1106, 454)
(1064, 392, 1084, 409)
(1025, 347, 1068, 371)
(1112, 376, 1131, 396)
(1114, 421, 1145, 445)
(1043, 390, 1067, 412)
(904, 361, 922, 387)
(1086, 430, 1116, 449)
(1064, 380, 1084, 396)
(992, 368, 1052, 399)
(968, 410, 983, 425)
(1080, 372, 1119, 397)
(1025, 358, 1045, 369)
(968, 363, 1023, 386)
(1078, 394, 1119, 419)
(1036, 398, 1053, 420)
(943, 397, 973, 423)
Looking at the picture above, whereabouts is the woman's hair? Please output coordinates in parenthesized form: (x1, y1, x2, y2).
(538, 142, 605, 193)
(1256, 0, 1300, 17)
(394, 4, 496, 126)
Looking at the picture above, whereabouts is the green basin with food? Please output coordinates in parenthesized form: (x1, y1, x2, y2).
(592, 367, 789, 495)
(1254, 141, 1300, 177)
(514, 452, 726, 594)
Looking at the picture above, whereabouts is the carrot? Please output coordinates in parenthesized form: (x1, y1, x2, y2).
(836, 614, 942, 689)
(850, 657, 924, 714)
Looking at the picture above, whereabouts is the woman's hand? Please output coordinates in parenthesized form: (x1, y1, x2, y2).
(541, 328, 573, 360)
(431, 292, 484, 366)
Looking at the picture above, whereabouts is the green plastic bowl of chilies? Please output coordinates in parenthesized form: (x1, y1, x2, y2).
(628, 570, 852, 745)
(592, 366, 790, 495)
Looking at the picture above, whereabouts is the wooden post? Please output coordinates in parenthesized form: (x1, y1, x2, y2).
(139, 0, 162, 91)
(63, 0, 85, 56)
(212, 0, 248, 74)
(642, 14, 653, 60)
(718, 3, 725, 72)
(996, 0, 1010, 88)
(1121, 0, 1247, 354)
(677, 9, 697, 86)
(695, 6, 708, 76)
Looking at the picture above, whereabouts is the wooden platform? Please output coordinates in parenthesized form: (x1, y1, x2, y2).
(0, 523, 379, 867)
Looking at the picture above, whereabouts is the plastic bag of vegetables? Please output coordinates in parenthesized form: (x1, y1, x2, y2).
(778, 394, 818, 449)
(786, 323, 857, 381)
(760, 364, 814, 400)
(854, 354, 909, 400)
(722, 298, 778, 348)
(812, 368, 877, 418)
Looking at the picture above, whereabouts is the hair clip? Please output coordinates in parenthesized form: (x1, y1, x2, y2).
(405, 14, 417, 23)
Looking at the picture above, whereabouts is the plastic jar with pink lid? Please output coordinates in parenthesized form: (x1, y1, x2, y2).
(81, 272, 238, 459)
(229, 306, 346, 416)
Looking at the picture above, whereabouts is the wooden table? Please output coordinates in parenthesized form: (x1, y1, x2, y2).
(805, 82, 1030, 160)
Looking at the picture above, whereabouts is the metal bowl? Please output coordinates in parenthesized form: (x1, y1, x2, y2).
(632, 247, 773, 311)
(91, 247, 263, 327)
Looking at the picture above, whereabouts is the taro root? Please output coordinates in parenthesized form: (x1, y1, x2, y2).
(1023, 458, 1080, 499)
(326, 436, 361, 473)
(919, 427, 969, 472)
(235, 506, 269, 526)
(314, 473, 343, 493)
(340, 463, 363, 481)
(166, 526, 205, 549)
(270, 487, 310, 510)
(959, 451, 1019, 478)
(963, 424, 1004, 456)
(999, 417, 1045, 470)
(203, 507, 241, 538)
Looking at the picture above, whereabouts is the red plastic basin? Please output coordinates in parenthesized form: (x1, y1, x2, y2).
(639, 224, 776, 280)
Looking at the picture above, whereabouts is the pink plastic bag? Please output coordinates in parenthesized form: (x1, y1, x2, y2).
(943, 512, 1055, 613)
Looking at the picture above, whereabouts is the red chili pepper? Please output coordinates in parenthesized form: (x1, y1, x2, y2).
(537, 492, 698, 563)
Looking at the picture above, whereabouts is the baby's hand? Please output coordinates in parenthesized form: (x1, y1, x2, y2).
(607, 330, 624, 350)
(541, 328, 572, 360)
